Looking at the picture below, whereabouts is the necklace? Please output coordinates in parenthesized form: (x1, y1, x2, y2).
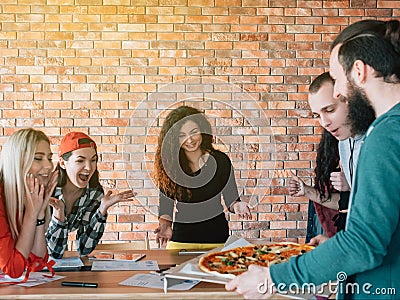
(348, 139, 355, 184)
(200, 153, 209, 167)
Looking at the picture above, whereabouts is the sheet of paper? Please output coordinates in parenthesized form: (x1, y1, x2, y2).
(0, 272, 64, 287)
(179, 262, 214, 277)
(51, 257, 84, 269)
(168, 261, 232, 283)
(91, 260, 159, 271)
(222, 236, 252, 251)
(119, 273, 199, 291)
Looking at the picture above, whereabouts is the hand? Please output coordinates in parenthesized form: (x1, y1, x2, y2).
(40, 169, 59, 214)
(25, 174, 45, 219)
(226, 264, 276, 299)
(49, 197, 65, 222)
(288, 171, 305, 197)
(154, 223, 172, 248)
(330, 171, 350, 192)
(233, 201, 252, 220)
(308, 234, 329, 247)
(98, 189, 137, 216)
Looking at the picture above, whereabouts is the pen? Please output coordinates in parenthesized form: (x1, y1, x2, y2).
(149, 264, 177, 276)
(163, 276, 167, 294)
(149, 271, 164, 276)
(178, 249, 207, 255)
(135, 253, 146, 261)
(61, 281, 98, 288)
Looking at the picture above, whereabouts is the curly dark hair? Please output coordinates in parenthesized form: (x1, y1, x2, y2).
(314, 129, 340, 201)
(154, 106, 214, 201)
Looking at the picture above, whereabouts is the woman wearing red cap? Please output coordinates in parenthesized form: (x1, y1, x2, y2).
(46, 132, 136, 258)
(0, 128, 58, 278)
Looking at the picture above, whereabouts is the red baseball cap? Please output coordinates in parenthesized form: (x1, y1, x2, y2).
(58, 132, 97, 157)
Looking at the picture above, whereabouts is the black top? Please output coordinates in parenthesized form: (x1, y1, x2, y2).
(158, 150, 240, 243)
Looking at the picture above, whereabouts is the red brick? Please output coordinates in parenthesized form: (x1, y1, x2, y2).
(324, 0, 348, 8)
(260, 230, 287, 238)
(270, 0, 296, 7)
(378, 0, 400, 8)
(312, 8, 339, 16)
(270, 221, 297, 229)
(0, 0, 395, 246)
(365, 8, 393, 16)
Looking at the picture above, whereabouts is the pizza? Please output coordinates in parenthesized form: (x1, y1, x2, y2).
(198, 243, 314, 278)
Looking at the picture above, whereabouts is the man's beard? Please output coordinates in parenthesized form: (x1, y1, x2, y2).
(346, 82, 376, 135)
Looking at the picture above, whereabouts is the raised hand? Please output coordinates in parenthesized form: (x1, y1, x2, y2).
(308, 234, 329, 247)
(98, 189, 137, 216)
(154, 222, 172, 248)
(25, 174, 45, 219)
(49, 197, 66, 222)
(233, 201, 252, 220)
(41, 169, 59, 213)
(330, 170, 350, 192)
(288, 171, 306, 197)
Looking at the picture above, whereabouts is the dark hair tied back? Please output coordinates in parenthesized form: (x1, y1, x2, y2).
(385, 20, 400, 55)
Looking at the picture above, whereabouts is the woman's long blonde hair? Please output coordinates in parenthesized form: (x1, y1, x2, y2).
(0, 128, 51, 239)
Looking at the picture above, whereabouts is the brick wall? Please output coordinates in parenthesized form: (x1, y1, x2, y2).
(0, 1, 399, 249)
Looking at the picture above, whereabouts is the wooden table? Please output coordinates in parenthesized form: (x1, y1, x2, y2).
(0, 249, 242, 299)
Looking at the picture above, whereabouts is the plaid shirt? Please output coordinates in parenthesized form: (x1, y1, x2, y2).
(46, 186, 107, 258)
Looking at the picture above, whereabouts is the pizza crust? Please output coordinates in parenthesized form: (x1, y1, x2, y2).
(198, 243, 314, 278)
(198, 256, 236, 279)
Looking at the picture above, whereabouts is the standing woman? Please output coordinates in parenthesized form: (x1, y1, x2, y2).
(0, 128, 58, 278)
(154, 106, 251, 250)
(46, 132, 136, 258)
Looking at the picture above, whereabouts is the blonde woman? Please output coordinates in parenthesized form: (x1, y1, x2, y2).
(0, 128, 58, 278)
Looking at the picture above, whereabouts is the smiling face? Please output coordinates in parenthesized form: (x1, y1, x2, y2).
(178, 120, 203, 154)
(60, 147, 97, 189)
(308, 81, 352, 141)
(28, 140, 54, 187)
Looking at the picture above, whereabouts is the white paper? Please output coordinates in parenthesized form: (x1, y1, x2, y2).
(222, 236, 253, 251)
(51, 257, 84, 269)
(91, 260, 159, 271)
(120, 273, 199, 291)
(0, 272, 64, 287)
(179, 262, 214, 277)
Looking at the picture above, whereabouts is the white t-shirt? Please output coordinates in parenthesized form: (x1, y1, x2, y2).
(338, 134, 365, 188)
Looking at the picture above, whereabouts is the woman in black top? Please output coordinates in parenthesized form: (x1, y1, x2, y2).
(153, 106, 251, 249)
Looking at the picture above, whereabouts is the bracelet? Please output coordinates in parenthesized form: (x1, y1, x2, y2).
(36, 218, 46, 226)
